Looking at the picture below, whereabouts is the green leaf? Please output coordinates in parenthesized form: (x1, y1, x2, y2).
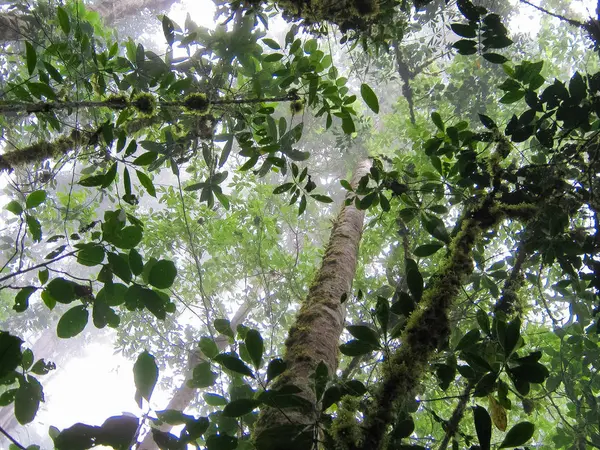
(456, 329, 481, 350)
(190, 362, 218, 388)
(273, 182, 294, 195)
(129, 248, 143, 275)
(133, 351, 158, 405)
(57, 305, 89, 338)
(15, 376, 42, 425)
(132, 152, 158, 166)
(500, 90, 525, 104)
(199, 337, 219, 359)
(148, 259, 177, 289)
(26, 214, 42, 242)
(499, 422, 535, 448)
(245, 329, 263, 369)
(406, 259, 423, 302)
(28, 82, 56, 100)
(102, 163, 117, 188)
(223, 398, 260, 417)
(138, 288, 167, 320)
(214, 318, 234, 338)
(339, 340, 377, 357)
(203, 393, 228, 407)
(162, 15, 175, 46)
(482, 53, 508, 64)
(262, 38, 281, 49)
(341, 116, 355, 134)
(206, 434, 237, 450)
(56, 6, 70, 34)
(473, 405, 492, 450)
(360, 83, 379, 114)
(14, 287, 36, 313)
(43, 62, 63, 83)
(431, 111, 444, 131)
(79, 174, 106, 187)
(25, 42, 37, 76)
(45, 277, 76, 304)
(346, 325, 380, 347)
(77, 244, 105, 267)
(266, 358, 286, 383)
(451, 23, 477, 38)
(5, 200, 23, 215)
(311, 194, 333, 203)
(214, 353, 255, 378)
(25, 190, 46, 209)
(136, 171, 156, 197)
(413, 243, 444, 257)
(108, 252, 132, 283)
(478, 114, 497, 129)
(30, 359, 55, 375)
(0, 331, 23, 379)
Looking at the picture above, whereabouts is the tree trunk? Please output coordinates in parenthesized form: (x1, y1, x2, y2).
(0, 13, 30, 41)
(253, 160, 371, 450)
(138, 300, 253, 450)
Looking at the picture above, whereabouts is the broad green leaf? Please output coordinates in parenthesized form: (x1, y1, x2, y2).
(339, 340, 377, 357)
(25, 190, 46, 210)
(0, 332, 23, 379)
(26, 214, 42, 242)
(266, 358, 286, 383)
(76, 244, 105, 267)
(148, 259, 177, 289)
(199, 337, 219, 359)
(223, 398, 260, 417)
(108, 252, 132, 283)
(57, 305, 89, 338)
(5, 200, 23, 215)
(245, 329, 263, 369)
(262, 38, 280, 49)
(45, 278, 76, 304)
(431, 111, 444, 131)
(214, 318, 233, 337)
(214, 353, 254, 378)
(129, 248, 143, 275)
(346, 325, 380, 347)
(190, 362, 218, 388)
(133, 351, 158, 405)
(25, 42, 37, 76)
(499, 422, 535, 448)
(360, 83, 379, 114)
(413, 243, 444, 257)
(56, 6, 70, 34)
(138, 288, 167, 320)
(473, 405, 492, 450)
(162, 15, 175, 46)
(15, 377, 42, 425)
(203, 393, 228, 406)
(136, 170, 156, 197)
(14, 287, 36, 313)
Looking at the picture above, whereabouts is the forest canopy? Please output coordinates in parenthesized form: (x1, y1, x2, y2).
(1, 0, 600, 449)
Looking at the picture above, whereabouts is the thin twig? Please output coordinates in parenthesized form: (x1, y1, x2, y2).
(0, 425, 26, 450)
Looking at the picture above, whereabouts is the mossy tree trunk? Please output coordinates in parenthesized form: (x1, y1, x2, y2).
(253, 160, 371, 450)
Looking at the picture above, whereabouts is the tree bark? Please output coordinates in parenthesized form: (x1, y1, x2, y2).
(138, 300, 253, 450)
(0, 13, 30, 41)
(253, 160, 371, 450)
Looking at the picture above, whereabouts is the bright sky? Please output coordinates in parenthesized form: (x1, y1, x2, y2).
(3, 0, 599, 448)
